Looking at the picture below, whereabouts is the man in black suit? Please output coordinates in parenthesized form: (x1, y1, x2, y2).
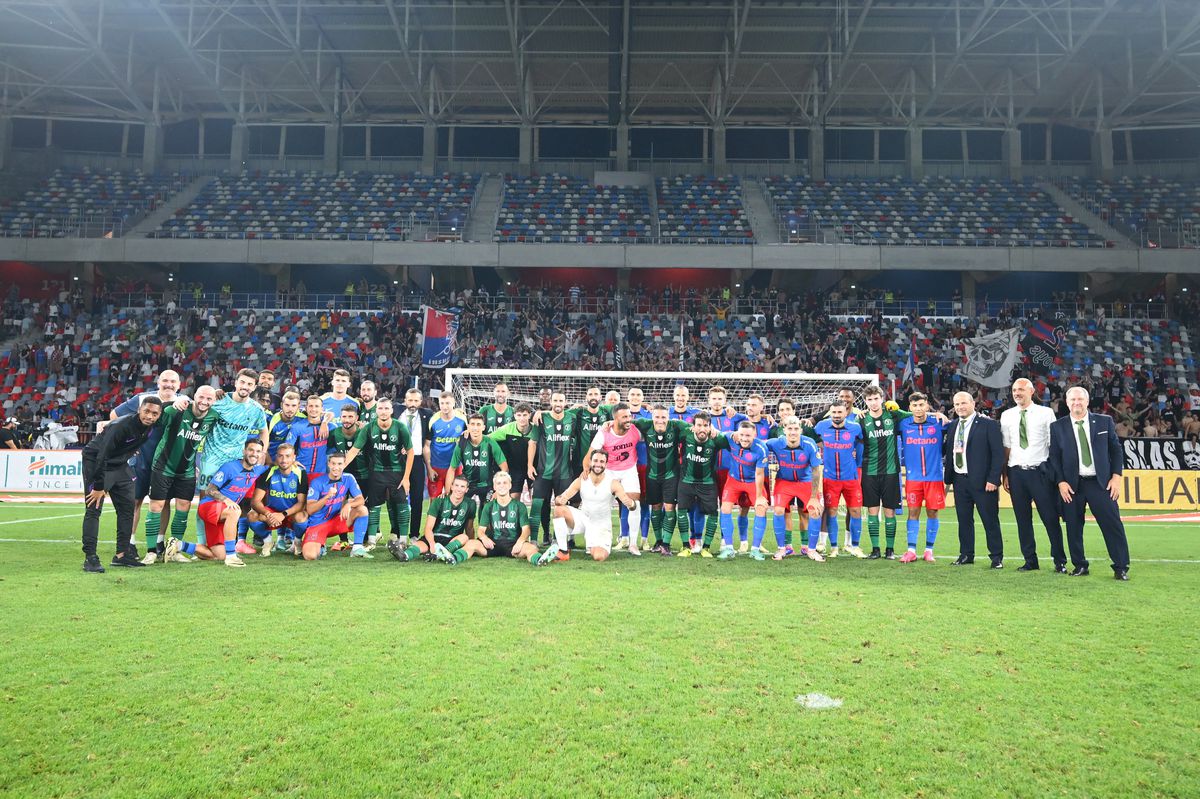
(1048, 386, 1131, 580)
(398, 387, 435, 540)
(943, 391, 1006, 568)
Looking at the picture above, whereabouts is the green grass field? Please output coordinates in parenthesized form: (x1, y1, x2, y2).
(0, 502, 1197, 798)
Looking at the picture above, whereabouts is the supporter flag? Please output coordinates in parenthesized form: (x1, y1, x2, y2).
(1022, 313, 1067, 375)
(961, 328, 1021, 388)
(901, 334, 918, 387)
(420, 306, 460, 369)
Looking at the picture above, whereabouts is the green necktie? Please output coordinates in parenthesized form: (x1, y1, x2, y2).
(1019, 409, 1028, 449)
(1075, 420, 1092, 468)
(955, 420, 966, 470)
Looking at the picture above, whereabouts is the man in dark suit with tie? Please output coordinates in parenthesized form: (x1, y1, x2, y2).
(399, 387, 435, 541)
(943, 391, 1006, 568)
(1048, 386, 1131, 580)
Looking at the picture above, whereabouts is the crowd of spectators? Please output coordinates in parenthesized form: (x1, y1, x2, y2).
(2, 279, 1197, 445)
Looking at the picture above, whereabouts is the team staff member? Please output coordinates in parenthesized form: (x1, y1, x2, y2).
(1049, 386, 1131, 580)
(943, 391, 1005, 569)
(81, 398, 164, 573)
(397, 388, 433, 540)
(1001, 378, 1066, 573)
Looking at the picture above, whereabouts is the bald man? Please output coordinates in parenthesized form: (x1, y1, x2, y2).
(110, 369, 185, 560)
(1000, 378, 1066, 572)
(943, 391, 1005, 568)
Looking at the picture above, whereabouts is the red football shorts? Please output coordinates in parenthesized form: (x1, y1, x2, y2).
(906, 480, 946, 511)
(303, 516, 351, 545)
(260, 511, 302, 531)
(823, 478, 863, 509)
(197, 500, 230, 547)
(429, 466, 449, 498)
(772, 479, 812, 510)
(721, 477, 758, 506)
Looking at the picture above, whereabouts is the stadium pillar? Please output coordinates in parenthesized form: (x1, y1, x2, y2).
(231, 123, 249, 172)
(142, 123, 164, 173)
(906, 125, 923, 179)
(616, 122, 630, 170)
(323, 124, 339, 172)
(712, 122, 727, 173)
(962, 273, 977, 313)
(807, 125, 825, 181)
(421, 121, 437, 173)
(1002, 126, 1022, 180)
(1092, 126, 1114, 179)
(0, 116, 12, 172)
(519, 123, 534, 173)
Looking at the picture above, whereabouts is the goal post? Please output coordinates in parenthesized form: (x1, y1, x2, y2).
(443, 368, 879, 418)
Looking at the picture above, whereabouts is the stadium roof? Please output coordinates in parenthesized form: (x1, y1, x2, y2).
(3, 0, 1200, 130)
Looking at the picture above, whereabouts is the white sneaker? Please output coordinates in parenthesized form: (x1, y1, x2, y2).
(846, 545, 867, 559)
(613, 537, 628, 551)
(350, 544, 374, 559)
(167, 552, 193, 563)
(365, 535, 378, 552)
(828, 547, 839, 559)
(737, 540, 750, 554)
(690, 541, 702, 554)
(433, 542, 452, 563)
(140, 551, 158, 565)
(224, 555, 246, 567)
(805, 548, 826, 563)
(536, 543, 560, 566)
(627, 545, 642, 557)
(260, 536, 273, 558)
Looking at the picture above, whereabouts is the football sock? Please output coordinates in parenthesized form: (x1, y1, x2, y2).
(848, 516, 862, 547)
(367, 506, 381, 539)
(640, 507, 650, 541)
(906, 519, 920, 551)
(236, 517, 249, 542)
(806, 516, 822, 549)
(402, 544, 422, 561)
(529, 498, 545, 540)
(144, 512, 161, 552)
(650, 508, 665, 547)
(885, 516, 897, 549)
(867, 515, 880, 548)
(772, 513, 787, 548)
(783, 511, 793, 547)
(224, 539, 236, 556)
(291, 518, 309, 537)
(737, 512, 748, 542)
(447, 539, 464, 553)
(626, 502, 642, 546)
(352, 514, 368, 546)
(180, 541, 197, 555)
(551, 517, 570, 551)
(618, 503, 630, 538)
(453, 549, 469, 564)
(338, 534, 349, 545)
(702, 514, 718, 548)
(674, 508, 690, 543)
(528, 553, 540, 565)
(248, 520, 270, 542)
(388, 499, 410, 539)
(827, 516, 839, 547)
(720, 512, 734, 546)
(170, 511, 189, 542)
(752, 512, 767, 549)
(925, 518, 940, 550)
(662, 507, 676, 546)
(689, 507, 704, 542)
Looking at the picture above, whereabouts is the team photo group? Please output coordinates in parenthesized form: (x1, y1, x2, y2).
(80, 365, 1132, 581)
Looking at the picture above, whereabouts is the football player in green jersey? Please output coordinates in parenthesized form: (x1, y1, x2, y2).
(460, 471, 551, 565)
(674, 411, 732, 557)
(478, 381, 516, 434)
(528, 391, 578, 544)
(390, 475, 476, 563)
(630, 405, 690, 554)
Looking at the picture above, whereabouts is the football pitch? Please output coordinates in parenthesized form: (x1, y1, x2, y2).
(0, 502, 1196, 799)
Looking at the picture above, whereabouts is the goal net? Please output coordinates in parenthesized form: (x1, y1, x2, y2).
(444, 369, 878, 419)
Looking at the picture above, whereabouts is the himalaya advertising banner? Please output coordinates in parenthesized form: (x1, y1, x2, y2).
(0, 451, 84, 493)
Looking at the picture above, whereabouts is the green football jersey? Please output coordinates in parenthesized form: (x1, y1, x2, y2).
(572, 404, 612, 466)
(425, 495, 477, 541)
(363, 420, 413, 473)
(449, 436, 507, 490)
(632, 418, 689, 481)
(531, 411, 577, 480)
(860, 409, 911, 477)
(678, 428, 732, 485)
(479, 403, 516, 435)
(478, 497, 529, 542)
(152, 405, 218, 478)
(328, 425, 369, 479)
(358, 402, 379, 430)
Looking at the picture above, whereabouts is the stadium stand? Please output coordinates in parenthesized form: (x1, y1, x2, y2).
(762, 176, 1110, 247)
(1058, 176, 1200, 247)
(151, 172, 478, 240)
(495, 174, 653, 243)
(656, 176, 753, 243)
(0, 168, 184, 238)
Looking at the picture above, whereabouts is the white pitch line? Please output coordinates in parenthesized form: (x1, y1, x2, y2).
(0, 513, 82, 526)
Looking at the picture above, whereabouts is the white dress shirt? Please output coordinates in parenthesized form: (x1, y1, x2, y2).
(402, 408, 423, 450)
(953, 413, 974, 475)
(1070, 413, 1097, 477)
(1000, 403, 1055, 467)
